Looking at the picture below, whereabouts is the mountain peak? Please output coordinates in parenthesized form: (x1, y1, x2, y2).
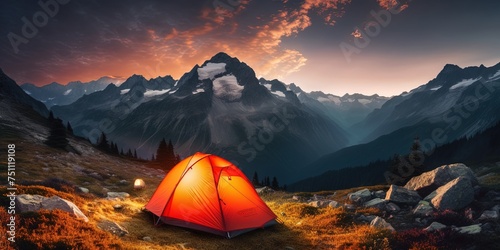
(210, 52, 237, 63)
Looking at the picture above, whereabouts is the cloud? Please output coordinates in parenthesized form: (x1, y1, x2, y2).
(377, 0, 410, 12)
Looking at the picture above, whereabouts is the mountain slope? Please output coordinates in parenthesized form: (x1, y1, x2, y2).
(0, 68, 49, 117)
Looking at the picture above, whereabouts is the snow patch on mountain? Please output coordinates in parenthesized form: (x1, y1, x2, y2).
(212, 75, 243, 101)
(63, 89, 72, 95)
(450, 78, 481, 90)
(24, 90, 31, 95)
(198, 63, 227, 80)
(358, 99, 372, 105)
(262, 83, 286, 98)
(489, 70, 500, 81)
(144, 89, 170, 97)
(192, 88, 205, 94)
(431, 86, 442, 91)
(120, 89, 130, 95)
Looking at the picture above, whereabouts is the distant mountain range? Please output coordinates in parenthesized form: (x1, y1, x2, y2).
(295, 62, 500, 182)
(21, 76, 125, 107)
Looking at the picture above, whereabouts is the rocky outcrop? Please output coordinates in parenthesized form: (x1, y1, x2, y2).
(107, 192, 130, 199)
(16, 194, 88, 222)
(385, 185, 421, 205)
(430, 177, 474, 211)
(404, 163, 478, 196)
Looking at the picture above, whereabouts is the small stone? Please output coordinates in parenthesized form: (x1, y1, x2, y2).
(328, 201, 341, 208)
(413, 203, 434, 217)
(119, 180, 129, 184)
(143, 236, 152, 242)
(113, 204, 123, 210)
(98, 220, 129, 237)
(364, 198, 387, 209)
(370, 216, 395, 232)
(424, 222, 447, 232)
(454, 224, 482, 234)
(78, 187, 89, 193)
(386, 203, 401, 212)
(478, 210, 498, 221)
(107, 192, 130, 199)
(292, 195, 303, 201)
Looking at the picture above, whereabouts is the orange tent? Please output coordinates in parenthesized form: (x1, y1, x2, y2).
(145, 152, 277, 238)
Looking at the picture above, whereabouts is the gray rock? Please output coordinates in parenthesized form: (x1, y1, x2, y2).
(478, 210, 498, 221)
(370, 216, 395, 231)
(423, 191, 437, 202)
(256, 186, 274, 194)
(492, 205, 500, 214)
(386, 202, 401, 212)
(453, 224, 482, 234)
(113, 204, 124, 210)
(89, 172, 104, 180)
(119, 180, 129, 185)
(107, 192, 130, 199)
(143, 236, 152, 242)
(431, 177, 474, 211)
(359, 215, 376, 222)
(385, 185, 421, 205)
(292, 195, 305, 201)
(424, 222, 447, 232)
(16, 194, 44, 212)
(413, 202, 434, 217)
(405, 163, 478, 195)
(98, 220, 129, 236)
(344, 204, 356, 210)
(348, 189, 372, 203)
(16, 195, 88, 222)
(364, 198, 387, 209)
(312, 194, 325, 201)
(78, 187, 89, 193)
(41, 196, 89, 222)
(328, 201, 341, 208)
(308, 200, 329, 208)
(374, 190, 386, 199)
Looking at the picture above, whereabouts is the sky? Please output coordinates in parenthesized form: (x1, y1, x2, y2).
(1, 0, 499, 96)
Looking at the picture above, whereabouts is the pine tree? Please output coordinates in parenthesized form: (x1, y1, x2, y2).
(127, 148, 133, 158)
(271, 176, 279, 190)
(409, 136, 424, 175)
(252, 171, 260, 186)
(133, 149, 137, 159)
(97, 132, 109, 151)
(45, 118, 69, 149)
(66, 121, 73, 135)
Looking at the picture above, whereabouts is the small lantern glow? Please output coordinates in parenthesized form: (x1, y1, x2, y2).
(134, 179, 146, 190)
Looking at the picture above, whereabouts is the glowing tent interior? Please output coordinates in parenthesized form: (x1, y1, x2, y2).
(145, 152, 277, 238)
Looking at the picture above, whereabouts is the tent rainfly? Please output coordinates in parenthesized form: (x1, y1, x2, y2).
(145, 152, 277, 238)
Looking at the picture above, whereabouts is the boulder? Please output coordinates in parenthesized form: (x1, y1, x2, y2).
(386, 203, 401, 212)
(478, 210, 498, 222)
(328, 201, 341, 208)
(385, 185, 421, 205)
(374, 190, 386, 199)
(16, 194, 44, 212)
(424, 222, 447, 232)
(364, 198, 387, 209)
(453, 224, 482, 234)
(107, 192, 130, 199)
(41, 196, 89, 222)
(308, 200, 329, 208)
(98, 220, 129, 237)
(16, 194, 88, 222)
(348, 189, 372, 203)
(413, 201, 434, 217)
(430, 177, 474, 211)
(359, 215, 376, 222)
(404, 163, 478, 196)
(370, 216, 395, 232)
